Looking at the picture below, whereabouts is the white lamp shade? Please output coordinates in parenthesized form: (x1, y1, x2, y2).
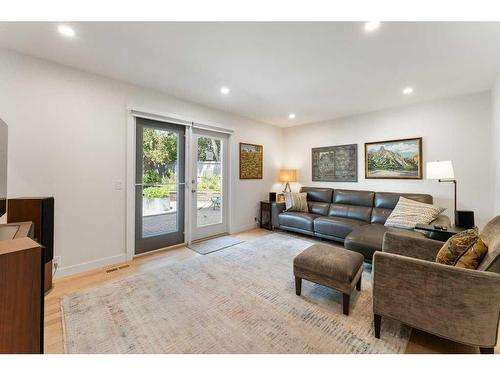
(426, 160, 455, 180)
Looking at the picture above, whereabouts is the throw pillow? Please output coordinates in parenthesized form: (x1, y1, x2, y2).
(283, 192, 308, 213)
(455, 237, 488, 269)
(384, 196, 444, 229)
(435, 229, 481, 266)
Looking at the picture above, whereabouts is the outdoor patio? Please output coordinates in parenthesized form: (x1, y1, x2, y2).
(142, 207, 221, 237)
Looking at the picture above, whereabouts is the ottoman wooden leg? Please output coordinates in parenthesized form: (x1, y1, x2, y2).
(356, 275, 361, 291)
(342, 293, 350, 315)
(295, 276, 302, 296)
(374, 314, 381, 339)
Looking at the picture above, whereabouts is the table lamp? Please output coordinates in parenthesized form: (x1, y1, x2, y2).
(426, 160, 456, 223)
(278, 169, 297, 193)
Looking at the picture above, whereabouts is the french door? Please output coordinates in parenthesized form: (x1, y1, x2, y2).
(190, 129, 229, 241)
(135, 118, 185, 254)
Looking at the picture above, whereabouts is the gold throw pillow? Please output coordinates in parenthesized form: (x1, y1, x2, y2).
(455, 237, 488, 269)
(436, 229, 478, 265)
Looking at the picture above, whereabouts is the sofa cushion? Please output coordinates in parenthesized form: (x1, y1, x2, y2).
(374, 192, 433, 209)
(333, 189, 375, 207)
(345, 224, 425, 259)
(314, 216, 366, 239)
(308, 201, 330, 216)
(328, 204, 372, 222)
(300, 187, 333, 203)
(279, 211, 319, 232)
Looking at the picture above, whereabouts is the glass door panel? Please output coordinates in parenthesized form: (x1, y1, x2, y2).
(196, 136, 222, 227)
(135, 118, 185, 254)
(191, 129, 228, 241)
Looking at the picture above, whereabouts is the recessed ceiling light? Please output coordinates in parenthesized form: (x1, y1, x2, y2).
(364, 21, 381, 32)
(288, 113, 296, 119)
(402, 87, 414, 95)
(57, 25, 75, 38)
(220, 87, 230, 95)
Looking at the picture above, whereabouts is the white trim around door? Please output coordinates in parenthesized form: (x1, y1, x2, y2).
(126, 107, 234, 258)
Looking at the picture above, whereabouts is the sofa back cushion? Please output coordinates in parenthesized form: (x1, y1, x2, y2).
(307, 201, 330, 216)
(328, 189, 374, 223)
(328, 204, 372, 222)
(333, 189, 375, 207)
(477, 215, 500, 273)
(300, 187, 333, 203)
(371, 192, 433, 224)
(300, 187, 333, 215)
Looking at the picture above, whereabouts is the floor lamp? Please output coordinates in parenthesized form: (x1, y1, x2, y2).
(426, 160, 456, 224)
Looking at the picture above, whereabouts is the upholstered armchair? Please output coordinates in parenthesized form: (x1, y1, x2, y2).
(373, 216, 500, 354)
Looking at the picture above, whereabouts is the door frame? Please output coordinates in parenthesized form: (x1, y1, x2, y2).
(126, 107, 234, 260)
(134, 118, 186, 254)
(189, 128, 230, 242)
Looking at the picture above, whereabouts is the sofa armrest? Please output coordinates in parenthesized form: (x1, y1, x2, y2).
(373, 251, 500, 347)
(382, 231, 443, 261)
(430, 214, 452, 228)
(271, 202, 286, 228)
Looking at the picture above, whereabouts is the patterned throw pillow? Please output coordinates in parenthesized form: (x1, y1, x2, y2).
(384, 196, 444, 229)
(436, 229, 488, 269)
(283, 192, 308, 213)
(455, 237, 488, 269)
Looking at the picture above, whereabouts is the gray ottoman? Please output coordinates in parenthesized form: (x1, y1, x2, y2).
(293, 244, 364, 315)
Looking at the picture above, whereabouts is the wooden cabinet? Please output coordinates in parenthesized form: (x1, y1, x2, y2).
(7, 197, 54, 292)
(0, 223, 44, 354)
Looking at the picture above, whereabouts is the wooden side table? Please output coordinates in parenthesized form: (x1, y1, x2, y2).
(260, 200, 273, 230)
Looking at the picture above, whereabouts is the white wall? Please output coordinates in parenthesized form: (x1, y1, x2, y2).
(0, 49, 283, 277)
(283, 92, 494, 228)
(493, 77, 500, 215)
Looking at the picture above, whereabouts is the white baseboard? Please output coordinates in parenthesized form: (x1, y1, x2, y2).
(230, 222, 259, 234)
(54, 253, 128, 279)
(55, 223, 259, 279)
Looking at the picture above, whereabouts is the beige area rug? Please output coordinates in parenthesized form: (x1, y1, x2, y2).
(187, 235, 244, 255)
(62, 233, 411, 353)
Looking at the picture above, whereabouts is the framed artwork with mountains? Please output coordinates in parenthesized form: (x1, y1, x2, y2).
(365, 137, 422, 179)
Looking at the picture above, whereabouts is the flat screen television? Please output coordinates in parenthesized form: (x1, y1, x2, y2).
(0, 117, 7, 218)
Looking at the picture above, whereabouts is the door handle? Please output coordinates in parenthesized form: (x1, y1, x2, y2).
(191, 189, 196, 193)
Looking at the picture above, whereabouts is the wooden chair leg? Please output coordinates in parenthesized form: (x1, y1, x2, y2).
(374, 314, 381, 339)
(295, 276, 302, 296)
(342, 293, 350, 315)
(356, 276, 361, 291)
(479, 347, 494, 354)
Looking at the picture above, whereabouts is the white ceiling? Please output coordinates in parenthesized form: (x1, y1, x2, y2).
(1, 22, 500, 127)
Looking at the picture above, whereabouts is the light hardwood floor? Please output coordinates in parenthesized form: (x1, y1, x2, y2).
(44, 228, 497, 354)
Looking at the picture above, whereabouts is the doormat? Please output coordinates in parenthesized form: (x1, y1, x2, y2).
(188, 235, 244, 255)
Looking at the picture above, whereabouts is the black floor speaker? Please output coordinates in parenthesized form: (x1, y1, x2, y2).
(455, 210, 475, 229)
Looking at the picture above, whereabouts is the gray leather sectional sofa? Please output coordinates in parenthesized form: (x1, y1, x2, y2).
(272, 187, 451, 260)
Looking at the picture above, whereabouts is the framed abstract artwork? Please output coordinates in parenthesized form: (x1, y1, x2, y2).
(312, 144, 358, 182)
(365, 137, 422, 179)
(239, 142, 263, 179)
